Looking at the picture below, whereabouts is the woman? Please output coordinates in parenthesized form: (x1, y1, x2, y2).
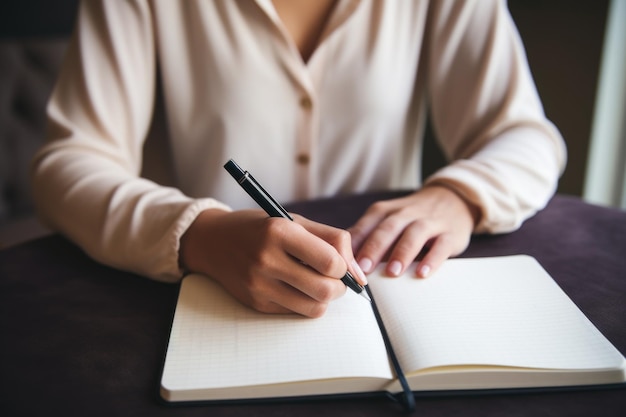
(32, 0, 566, 317)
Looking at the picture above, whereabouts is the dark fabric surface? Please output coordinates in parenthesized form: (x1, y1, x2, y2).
(1, 192, 625, 417)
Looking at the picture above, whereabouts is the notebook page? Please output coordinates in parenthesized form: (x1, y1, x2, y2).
(161, 274, 393, 392)
(368, 255, 625, 374)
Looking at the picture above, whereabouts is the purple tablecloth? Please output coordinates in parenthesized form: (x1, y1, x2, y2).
(1, 192, 625, 416)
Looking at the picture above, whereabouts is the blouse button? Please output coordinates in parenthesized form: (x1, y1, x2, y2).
(296, 153, 310, 165)
(299, 96, 313, 110)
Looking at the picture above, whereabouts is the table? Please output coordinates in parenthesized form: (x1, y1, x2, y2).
(1, 192, 625, 416)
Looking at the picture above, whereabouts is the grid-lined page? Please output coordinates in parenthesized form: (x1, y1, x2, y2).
(368, 255, 625, 374)
(161, 274, 392, 394)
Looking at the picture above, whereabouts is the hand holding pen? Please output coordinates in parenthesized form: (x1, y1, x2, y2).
(177, 160, 370, 318)
(224, 159, 371, 302)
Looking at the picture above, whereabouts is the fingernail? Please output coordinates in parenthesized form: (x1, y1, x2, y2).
(358, 257, 373, 273)
(351, 260, 368, 285)
(388, 260, 402, 277)
(418, 264, 431, 278)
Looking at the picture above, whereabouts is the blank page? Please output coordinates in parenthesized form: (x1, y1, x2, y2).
(368, 255, 625, 374)
(161, 274, 392, 393)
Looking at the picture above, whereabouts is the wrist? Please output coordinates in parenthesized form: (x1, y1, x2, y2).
(178, 208, 230, 275)
(422, 181, 482, 229)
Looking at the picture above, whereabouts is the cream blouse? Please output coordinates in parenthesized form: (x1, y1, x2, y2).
(32, 0, 566, 282)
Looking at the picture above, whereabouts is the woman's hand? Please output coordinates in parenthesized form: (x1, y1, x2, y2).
(179, 209, 367, 318)
(349, 185, 480, 278)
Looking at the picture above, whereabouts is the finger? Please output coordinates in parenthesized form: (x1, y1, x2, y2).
(296, 216, 368, 285)
(414, 234, 459, 278)
(252, 301, 293, 315)
(276, 260, 348, 303)
(282, 230, 348, 280)
(258, 217, 344, 280)
(249, 279, 335, 318)
(240, 257, 344, 317)
(295, 216, 353, 264)
(385, 219, 432, 277)
(251, 218, 350, 308)
(348, 201, 391, 253)
(269, 281, 337, 318)
(352, 213, 413, 274)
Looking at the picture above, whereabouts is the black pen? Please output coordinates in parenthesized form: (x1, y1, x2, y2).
(224, 159, 371, 302)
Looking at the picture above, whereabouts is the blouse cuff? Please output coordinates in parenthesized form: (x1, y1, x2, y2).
(162, 198, 232, 282)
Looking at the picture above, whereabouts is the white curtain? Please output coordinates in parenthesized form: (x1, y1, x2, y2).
(583, 0, 626, 209)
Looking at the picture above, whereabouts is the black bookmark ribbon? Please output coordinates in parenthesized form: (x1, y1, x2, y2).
(366, 286, 416, 413)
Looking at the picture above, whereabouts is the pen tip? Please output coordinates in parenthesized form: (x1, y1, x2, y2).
(360, 291, 372, 303)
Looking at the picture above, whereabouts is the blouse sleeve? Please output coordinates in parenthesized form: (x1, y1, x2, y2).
(31, 1, 230, 282)
(423, 0, 567, 233)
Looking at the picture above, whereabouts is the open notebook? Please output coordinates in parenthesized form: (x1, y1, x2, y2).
(159, 255, 626, 403)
